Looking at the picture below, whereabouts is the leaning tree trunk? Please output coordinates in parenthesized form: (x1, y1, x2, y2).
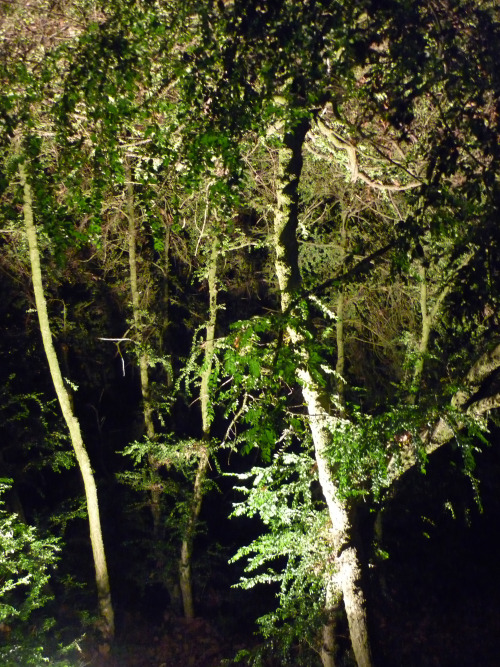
(18, 150, 114, 641)
(271, 119, 373, 667)
(178, 238, 218, 618)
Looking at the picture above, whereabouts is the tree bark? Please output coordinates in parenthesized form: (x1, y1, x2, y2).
(18, 149, 114, 641)
(126, 165, 154, 440)
(178, 446, 209, 618)
(320, 571, 340, 667)
(272, 120, 373, 667)
(179, 238, 218, 618)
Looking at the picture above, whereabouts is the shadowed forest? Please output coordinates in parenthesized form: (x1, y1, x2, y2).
(1, 1, 500, 665)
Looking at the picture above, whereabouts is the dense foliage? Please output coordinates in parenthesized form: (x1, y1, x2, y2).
(1, 0, 500, 665)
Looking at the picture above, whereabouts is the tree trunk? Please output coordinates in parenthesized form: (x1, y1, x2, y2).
(18, 149, 114, 641)
(320, 209, 347, 666)
(321, 578, 340, 667)
(179, 238, 218, 618)
(178, 446, 209, 618)
(272, 120, 373, 667)
(125, 164, 162, 534)
(126, 166, 154, 440)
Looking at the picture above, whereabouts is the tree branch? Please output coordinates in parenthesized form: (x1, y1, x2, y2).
(313, 119, 422, 191)
(387, 342, 500, 485)
(310, 241, 394, 296)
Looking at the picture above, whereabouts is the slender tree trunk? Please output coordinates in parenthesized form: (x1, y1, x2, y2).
(410, 254, 470, 403)
(320, 209, 348, 665)
(179, 238, 218, 618)
(272, 120, 373, 667)
(18, 151, 114, 641)
(125, 165, 162, 534)
(178, 446, 209, 618)
(160, 222, 172, 372)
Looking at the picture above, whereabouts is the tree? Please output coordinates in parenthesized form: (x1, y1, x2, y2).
(16, 139, 114, 641)
(2, 0, 500, 663)
(178, 234, 219, 618)
(168, 1, 500, 664)
(0, 479, 83, 666)
(271, 115, 373, 666)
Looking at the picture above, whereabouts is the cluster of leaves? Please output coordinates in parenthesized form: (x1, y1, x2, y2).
(0, 481, 60, 624)
(117, 435, 199, 598)
(0, 480, 79, 667)
(219, 315, 303, 461)
(324, 403, 429, 501)
(229, 445, 334, 666)
(0, 378, 74, 480)
(1, 0, 500, 662)
(119, 432, 217, 533)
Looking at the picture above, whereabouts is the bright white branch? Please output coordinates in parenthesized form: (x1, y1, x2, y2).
(98, 337, 133, 342)
(313, 119, 421, 191)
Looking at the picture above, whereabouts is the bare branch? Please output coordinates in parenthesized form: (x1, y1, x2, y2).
(312, 119, 422, 191)
(98, 337, 133, 342)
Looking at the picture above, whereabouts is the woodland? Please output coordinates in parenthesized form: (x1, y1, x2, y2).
(1, 0, 500, 665)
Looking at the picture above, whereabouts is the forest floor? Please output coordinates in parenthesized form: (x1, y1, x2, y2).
(77, 588, 500, 667)
(81, 612, 250, 667)
(75, 440, 500, 667)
